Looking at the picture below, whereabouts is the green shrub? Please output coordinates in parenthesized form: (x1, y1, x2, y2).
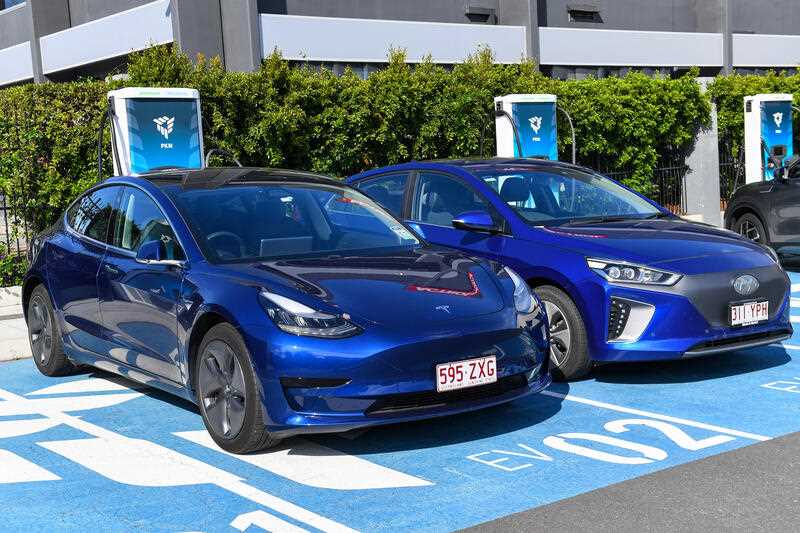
(0, 45, 711, 233)
(0, 245, 26, 287)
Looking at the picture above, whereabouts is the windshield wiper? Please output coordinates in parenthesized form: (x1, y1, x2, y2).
(562, 216, 633, 226)
(643, 212, 674, 219)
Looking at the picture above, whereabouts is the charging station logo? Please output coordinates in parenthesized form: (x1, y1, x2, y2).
(529, 116, 543, 135)
(773, 112, 784, 129)
(153, 116, 175, 140)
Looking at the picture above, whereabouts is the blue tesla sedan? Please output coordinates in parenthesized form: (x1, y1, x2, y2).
(22, 168, 550, 453)
(348, 159, 792, 380)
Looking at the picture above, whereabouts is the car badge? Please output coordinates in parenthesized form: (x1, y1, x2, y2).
(435, 305, 451, 314)
(732, 274, 759, 296)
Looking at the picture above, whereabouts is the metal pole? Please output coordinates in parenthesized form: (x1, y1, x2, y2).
(557, 105, 577, 165)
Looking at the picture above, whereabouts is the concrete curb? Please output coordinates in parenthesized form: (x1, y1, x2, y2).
(0, 318, 31, 361)
(0, 285, 23, 320)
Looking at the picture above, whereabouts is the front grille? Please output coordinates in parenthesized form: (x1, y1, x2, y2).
(365, 373, 528, 416)
(682, 265, 788, 328)
(608, 298, 631, 340)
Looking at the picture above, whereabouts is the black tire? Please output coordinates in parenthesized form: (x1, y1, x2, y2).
(27, 284, 74, 377)
(734, 212, 768, 245)
(534, 285, 591, 381)
(194, 323, 280, 453)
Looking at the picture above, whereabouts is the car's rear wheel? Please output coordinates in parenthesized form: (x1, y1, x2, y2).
(534, 285, 591, 381)
(27, 284, 74, 377)
(735, 212, 768, 244)
(194, 323, 280, 453)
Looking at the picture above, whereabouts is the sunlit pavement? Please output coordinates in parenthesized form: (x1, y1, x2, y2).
(1, 274, 800, 532)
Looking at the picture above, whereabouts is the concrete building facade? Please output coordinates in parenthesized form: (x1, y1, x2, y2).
(1, 0, 800, 87)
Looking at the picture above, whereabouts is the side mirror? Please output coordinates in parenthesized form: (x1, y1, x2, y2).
(136, 240, 163, 263)
(452, 211, 501, 234)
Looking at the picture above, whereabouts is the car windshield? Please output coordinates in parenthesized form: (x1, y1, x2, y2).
(165, 182, 420, 263)
(476, 166, 661, 226)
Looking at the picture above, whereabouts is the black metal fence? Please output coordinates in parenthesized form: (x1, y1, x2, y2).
(0, 194, 28, 257)
(718, 135, 744, 211)
(603, 164, 688, 215)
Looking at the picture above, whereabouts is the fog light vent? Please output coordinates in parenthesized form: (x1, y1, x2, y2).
(608, 298, 631, 340)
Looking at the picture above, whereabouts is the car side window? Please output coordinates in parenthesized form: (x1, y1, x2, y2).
(411, 172, 495, 227)
(111, 187, 184, 260)
(356, 173, 409, 217)
(66, 186, 120, 243)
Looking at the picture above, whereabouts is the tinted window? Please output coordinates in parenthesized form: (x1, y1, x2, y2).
(164, 182, 420, 263)
(477, 167, 659, 225)
(66, 187, 119, 243)
(412, 172, 493, 227)
(356, 173, 409, 217)
(111, 187, 184, 260)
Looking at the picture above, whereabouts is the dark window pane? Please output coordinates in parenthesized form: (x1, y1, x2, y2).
(66, 187, 119, 243)
(112, 187, 184, 260)
(412, 173, 491, 226)
(356, 173, 409, 217)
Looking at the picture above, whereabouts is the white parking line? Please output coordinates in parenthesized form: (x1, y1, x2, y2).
(176, 430, 432, 490)
(791, 283, 800, 294)
(541, 391, 771, 442)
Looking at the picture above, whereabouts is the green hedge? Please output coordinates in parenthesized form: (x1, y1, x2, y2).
(0, 46, 711, 235)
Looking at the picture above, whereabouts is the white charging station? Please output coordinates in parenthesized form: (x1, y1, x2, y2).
(744, 93, 794, 183)
(108, 87, 204, 176)
(494, 94, 558, 160)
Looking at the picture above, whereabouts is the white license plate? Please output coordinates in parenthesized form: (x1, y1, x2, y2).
(436, 355, 497, 392)
(730, 300, 769, 327)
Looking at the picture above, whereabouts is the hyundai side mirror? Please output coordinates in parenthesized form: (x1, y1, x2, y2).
(452, 211, 501, 234)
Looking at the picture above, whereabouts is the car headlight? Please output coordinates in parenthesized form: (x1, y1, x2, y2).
(586, 258, 682, 286)
(259, 291, 361, 338)
(503, 267, 539, 314)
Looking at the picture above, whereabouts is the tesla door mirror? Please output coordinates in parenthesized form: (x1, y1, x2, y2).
(452, 210, 500, 234)
(136, 240, 163, 263)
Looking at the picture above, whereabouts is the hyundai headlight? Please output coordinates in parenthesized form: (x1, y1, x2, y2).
(586, 258, 681, 286)
(259, 291, 361, 338)
(503, 267, 539, 314)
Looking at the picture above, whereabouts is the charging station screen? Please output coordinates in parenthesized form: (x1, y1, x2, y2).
(126, 98, 202, 174)
(511, 102, 558, 160)
(761, 100, 793, 181)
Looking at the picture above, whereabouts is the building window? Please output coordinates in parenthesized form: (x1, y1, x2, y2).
(567, 4, 602, 23)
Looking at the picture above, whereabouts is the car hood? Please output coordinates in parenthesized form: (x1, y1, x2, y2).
(535, 219, 775, 274)
(223, 247, 507, 327)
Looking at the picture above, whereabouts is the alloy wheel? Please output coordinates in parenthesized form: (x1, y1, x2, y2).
(544, 300, 571, 367)
(198, 340, 247, 439)
(739, 219, 761, 242)
(28, 296, 52, 365)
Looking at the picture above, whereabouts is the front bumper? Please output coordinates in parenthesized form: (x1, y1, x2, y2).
(240, 311, 551, 436)
(584, 264, 793, 362)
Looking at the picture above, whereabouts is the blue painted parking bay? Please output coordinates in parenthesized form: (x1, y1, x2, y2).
(3, 274, 800, 532)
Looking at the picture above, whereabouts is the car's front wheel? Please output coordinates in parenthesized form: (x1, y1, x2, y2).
(27, 284, 74, 377)
(735, 212, 768, 244)
(194, 323, 280, 453)
(534, 285, 591, 381)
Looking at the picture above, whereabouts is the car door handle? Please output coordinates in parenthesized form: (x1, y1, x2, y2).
(103, 263, 120, 275)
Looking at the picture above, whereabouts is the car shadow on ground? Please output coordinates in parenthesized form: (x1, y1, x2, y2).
(307, 387, 566, 456)
(590, 345, 792, 385)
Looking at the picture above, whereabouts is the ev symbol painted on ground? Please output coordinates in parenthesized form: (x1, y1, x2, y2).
(0, 375, 430, 532)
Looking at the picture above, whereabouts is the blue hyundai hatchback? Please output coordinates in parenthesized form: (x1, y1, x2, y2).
(348, 159, 792, 380)
(23, 167, 550, 453)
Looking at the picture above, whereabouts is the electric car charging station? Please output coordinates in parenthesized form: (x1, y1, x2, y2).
(106, 87, 204, 176)
(494, 94, 559, 160)
(743, 93, 794, 183)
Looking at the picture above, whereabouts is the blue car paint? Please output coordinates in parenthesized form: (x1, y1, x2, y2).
(22, 173, 550, 438)
(348, 159, 793, 362)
